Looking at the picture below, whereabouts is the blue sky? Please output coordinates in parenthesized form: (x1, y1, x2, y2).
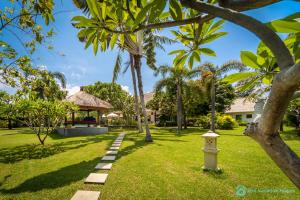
(2, 0, 300, 95)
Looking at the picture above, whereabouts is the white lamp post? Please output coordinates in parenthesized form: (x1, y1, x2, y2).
(202, 130, 220, 171)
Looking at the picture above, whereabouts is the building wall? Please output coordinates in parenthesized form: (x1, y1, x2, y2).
(228, 112, 257, 123)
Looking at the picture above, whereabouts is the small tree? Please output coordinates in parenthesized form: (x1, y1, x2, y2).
(0, 91, 19, 129)
(17, 99, 77, 145)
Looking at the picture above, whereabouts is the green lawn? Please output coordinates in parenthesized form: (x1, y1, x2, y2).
(0, 126, 299, 200)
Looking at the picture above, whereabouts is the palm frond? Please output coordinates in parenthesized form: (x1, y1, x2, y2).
(155, 65, 171, 77)
(50, 71, 66, 88)
(154, 77, 174, 92)
(198, 62, 216, 73)
(112, 53, 122, 83)
(123, 60, 131, 74)
(218, 60, 246, 74)
(72, 0, 90, 14)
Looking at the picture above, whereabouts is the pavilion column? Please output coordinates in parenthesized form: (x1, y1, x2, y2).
(87, 110, 90, 127)
(64, 116, 67, 127)
(71, 112, 75, 127)
(97, 111, 100, 127)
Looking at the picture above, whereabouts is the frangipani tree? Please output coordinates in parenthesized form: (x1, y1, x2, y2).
(223, 31, 300, 99)
(71, 0, 300, 187)
(170, 16, 227, 69)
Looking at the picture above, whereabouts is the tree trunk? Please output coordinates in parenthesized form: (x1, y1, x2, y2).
(183, 113, 187, 129)
(37, 134, 45, 145)
(280, 121, 284, 132)
(210, 78, 216, 132)
(245, 128, 300, 188)
(8, 118, 12, 130)
(176, 81, 183, 132)
(130, 54, 143, 133)
(134, 55, 153, 142)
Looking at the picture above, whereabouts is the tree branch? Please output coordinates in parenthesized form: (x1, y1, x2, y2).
(99, 14, 214, 34)
(180, 0, 294, 70)
(219, 0, 281, 11)
(259, 62, 300, 135)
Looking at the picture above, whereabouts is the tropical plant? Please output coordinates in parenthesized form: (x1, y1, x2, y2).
(70, 0, 300, 187)
(0, 91, 19, 129)
(197, 61, 244, 131)
(0, 1, 56, 89)
(154, 65, 205, 131)
(170, 16, 227, 69)
(17, 99, 77, 145)
(83, 82, 135, 125)
(72, 0, 176, 142)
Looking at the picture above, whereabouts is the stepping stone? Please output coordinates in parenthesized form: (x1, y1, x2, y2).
(109, 146, 120, 150)
(106, 150, 118, 155)
(85, 173, 108, 184)
(112, 143, 121, 147)
(95, 163, 113, 170)
(71, 190, 100, 200)
(114, 141, 122, 144)
(102, 155, 116, 161)
(119, 133, 125, 136)
(115, 140, 122, 143)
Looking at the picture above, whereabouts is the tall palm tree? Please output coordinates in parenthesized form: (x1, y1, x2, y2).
(154, 65, 203, 131)
(198, 61, 245, 132)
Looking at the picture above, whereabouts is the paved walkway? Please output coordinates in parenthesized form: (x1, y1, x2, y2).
(70, 133, 126, 200)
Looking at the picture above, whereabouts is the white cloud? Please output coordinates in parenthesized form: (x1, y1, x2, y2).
(38, 65, 48, 70)
(66, 84, 80, 96)
(0, 83, 17, 94)
(121, 85, 131, 94)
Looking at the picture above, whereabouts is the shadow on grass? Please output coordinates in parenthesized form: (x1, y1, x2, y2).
(191, 166, 228, 180)
(0, 157, 99, 194)
(0, 128, 35, 136)
(0, 134, 115, 163)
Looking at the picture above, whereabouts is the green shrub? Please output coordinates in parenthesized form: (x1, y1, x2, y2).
(238, 120, 248, 126)
(196, 115, 211, 129)
(217, 115, 238, 130)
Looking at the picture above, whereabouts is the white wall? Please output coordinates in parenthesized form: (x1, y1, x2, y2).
(229, 112, 257, 123)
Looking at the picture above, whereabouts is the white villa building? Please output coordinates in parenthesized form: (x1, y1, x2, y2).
(225, 98, 264, 123)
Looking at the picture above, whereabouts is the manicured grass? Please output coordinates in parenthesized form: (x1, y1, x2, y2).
(0, 127, 299, 200)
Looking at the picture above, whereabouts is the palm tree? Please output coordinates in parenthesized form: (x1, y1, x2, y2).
(198, 61, 245, 132)
(154, 65, 203, 131)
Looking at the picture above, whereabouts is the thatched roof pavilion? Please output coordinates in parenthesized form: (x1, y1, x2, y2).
(66, 88, 113, 111)
(65, 87, 113, 126)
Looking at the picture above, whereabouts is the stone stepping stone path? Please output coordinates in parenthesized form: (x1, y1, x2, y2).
(71, 133, 125, 199)
(71, 190, 100, 200)
(109, 146, 120, 150)
(95, 163, 113, 170)
(106, 150, 118, 155)
(101, 155, 116, 161)
(85, 173, 108, 184)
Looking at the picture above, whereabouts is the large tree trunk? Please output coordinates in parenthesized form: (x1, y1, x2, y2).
(181, 0, 300, 188)
(8, 118, 12, 130)
(134, 55, 153, 142)
(176, 81, 183, 132)
(130, 54, 143, 133)
(210, 78, 216, 132)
